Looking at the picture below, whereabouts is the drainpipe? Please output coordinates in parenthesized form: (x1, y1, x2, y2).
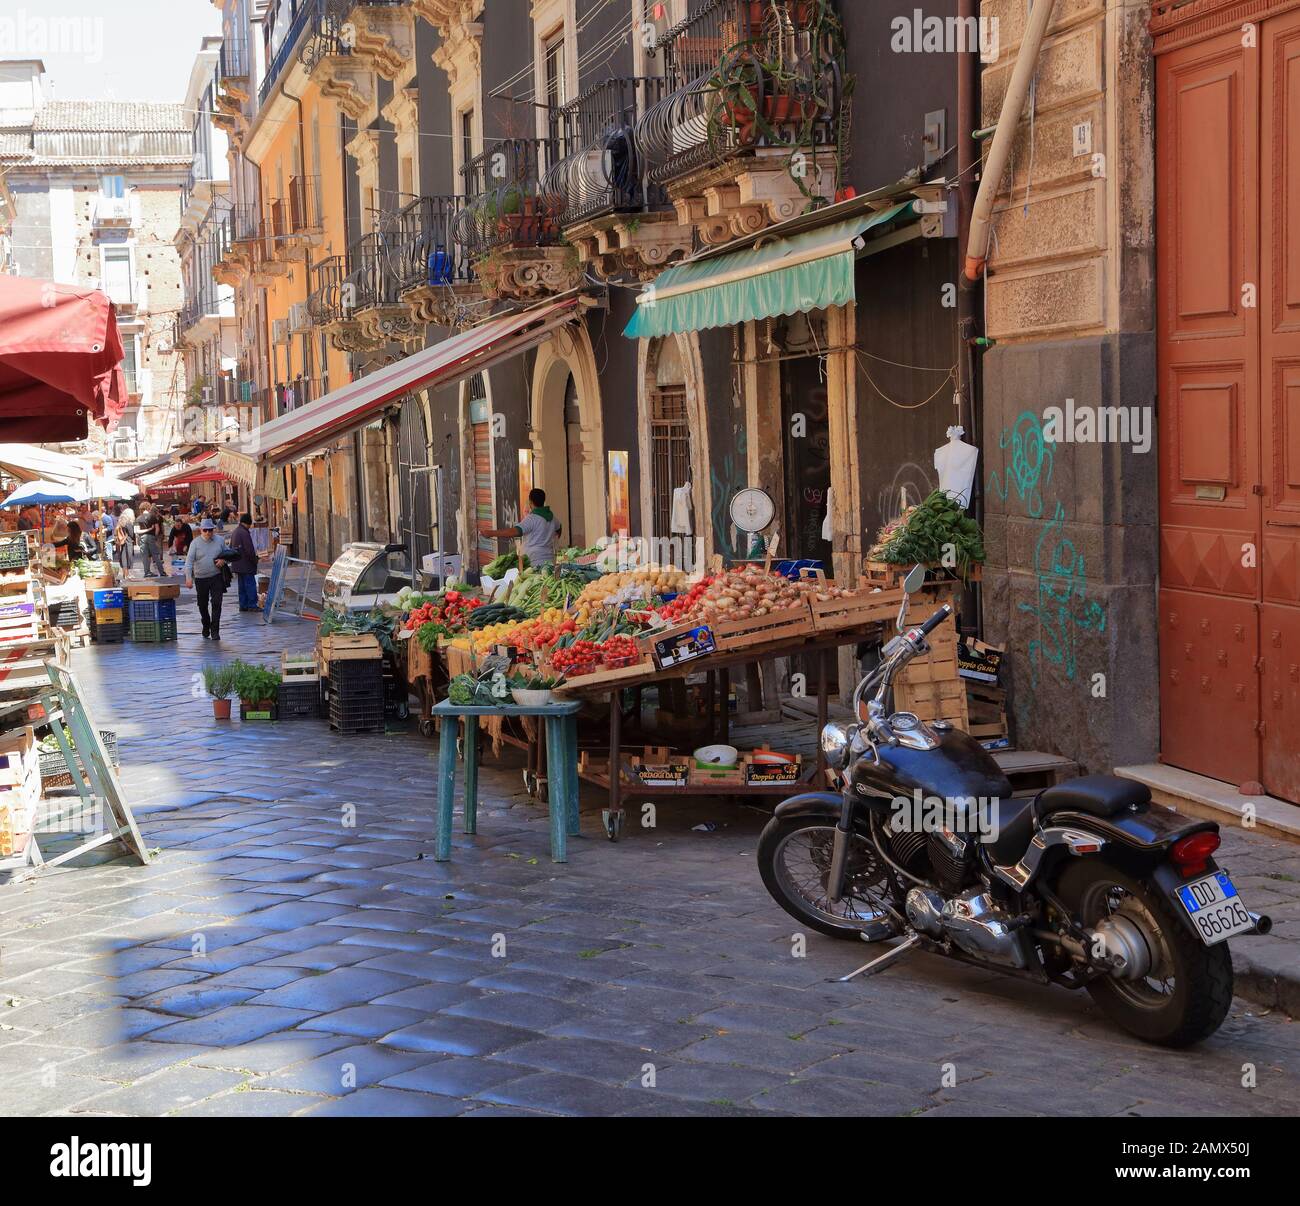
(963, 0, 1056, 280)
(955, 0, 979, 435)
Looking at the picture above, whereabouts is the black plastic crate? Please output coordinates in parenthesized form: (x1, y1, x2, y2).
(277, 680, 324, 718)
(38, 730, 119, 778)
(327, 657, 384, 685)
(92, 622, 127, 644)
(329, 695, 384, 734)
(0, 537, 30, 569)
(130, 619, 178, 643)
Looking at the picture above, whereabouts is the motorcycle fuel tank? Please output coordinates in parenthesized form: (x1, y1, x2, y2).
(850, 726, 1012, 804)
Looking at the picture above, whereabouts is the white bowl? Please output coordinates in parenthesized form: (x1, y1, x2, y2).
(511, 687, 554, 706)
(693, 743, 738, 767)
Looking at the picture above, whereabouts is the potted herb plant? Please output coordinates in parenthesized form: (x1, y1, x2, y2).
(203, 662, 240, 720)
(236, 663, 282, 721)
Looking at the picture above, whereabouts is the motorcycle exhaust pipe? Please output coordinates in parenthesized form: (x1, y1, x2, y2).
(1246, 911, 1272, 936)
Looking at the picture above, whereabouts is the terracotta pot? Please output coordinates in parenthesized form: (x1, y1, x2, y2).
(763, 94, 815, 125)
(212, 698, 231, 720)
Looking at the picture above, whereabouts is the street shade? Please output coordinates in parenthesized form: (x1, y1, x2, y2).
(0, 478, 85, 508)
(83, 475, 137, 501)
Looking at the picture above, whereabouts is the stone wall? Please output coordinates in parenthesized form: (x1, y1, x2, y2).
(978, 0, 1158, 771)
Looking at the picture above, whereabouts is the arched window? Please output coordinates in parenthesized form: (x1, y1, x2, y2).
(648, 337, 688, 539)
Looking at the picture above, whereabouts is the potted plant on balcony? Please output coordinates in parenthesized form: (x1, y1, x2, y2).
(495, 185, 526, 243)
(203, 661, 240, 720)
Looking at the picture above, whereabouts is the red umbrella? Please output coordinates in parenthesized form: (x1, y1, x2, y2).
(0, 276, 128, 441)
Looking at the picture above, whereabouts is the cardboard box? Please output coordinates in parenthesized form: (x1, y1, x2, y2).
(958, 636, 1004, 684)
(126, 583, 181, 601)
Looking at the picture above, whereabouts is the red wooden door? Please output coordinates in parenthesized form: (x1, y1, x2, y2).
(1157, 28, 1263, 791)
(1260, 10, 1300, 802)
(1156, 5, 1300, 803)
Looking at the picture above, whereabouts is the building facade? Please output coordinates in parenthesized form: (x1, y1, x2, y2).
(0, 59, 190, 462)
(181, 0, 1300, 807)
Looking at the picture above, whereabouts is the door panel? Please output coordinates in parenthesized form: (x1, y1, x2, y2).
(1157, 30, 1263, 790)
(1261, 9, 1300, 796)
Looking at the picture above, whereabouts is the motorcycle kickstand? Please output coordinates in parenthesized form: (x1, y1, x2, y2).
(832, 932, 923, 983)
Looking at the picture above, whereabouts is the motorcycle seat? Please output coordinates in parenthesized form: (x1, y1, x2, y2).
(1036, 775, 1150, 818)
(985, 797, 1037, 866)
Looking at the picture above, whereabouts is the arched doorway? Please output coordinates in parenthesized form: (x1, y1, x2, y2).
(531, 326, 605, 547)
(397, 394, 432, 567)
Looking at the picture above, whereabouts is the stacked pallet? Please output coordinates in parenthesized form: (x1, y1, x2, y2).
(893, 611, 968, 729)
(0, 726, 41, 859)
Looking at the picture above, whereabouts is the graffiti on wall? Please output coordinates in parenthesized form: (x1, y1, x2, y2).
(989, 410, 1105, 687)
(710, 427, 748, 557)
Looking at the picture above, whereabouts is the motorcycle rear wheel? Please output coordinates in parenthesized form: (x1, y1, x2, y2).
(757, 815, 897, 941)
(1054, 860, 1233, 1047)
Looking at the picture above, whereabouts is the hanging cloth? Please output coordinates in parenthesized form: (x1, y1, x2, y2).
(670, 480, 694, 535)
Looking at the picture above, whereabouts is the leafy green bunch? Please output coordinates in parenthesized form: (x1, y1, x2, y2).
(870, 490, 985, 576)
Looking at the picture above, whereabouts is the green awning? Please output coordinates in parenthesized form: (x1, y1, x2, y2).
(623, 202, 914, 340)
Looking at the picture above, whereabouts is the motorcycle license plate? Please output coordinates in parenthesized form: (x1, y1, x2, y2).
(1175, 871, 1252, 946)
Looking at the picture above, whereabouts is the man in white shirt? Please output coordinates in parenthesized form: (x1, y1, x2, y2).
(484, 488, 562, 566)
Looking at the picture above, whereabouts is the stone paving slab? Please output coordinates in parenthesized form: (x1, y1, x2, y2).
(1, 602, 1298, 1117)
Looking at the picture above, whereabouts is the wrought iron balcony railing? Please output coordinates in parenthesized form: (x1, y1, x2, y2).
(391, 195, 473, 291)
(230, 202, 263, 244)
(636, 0, 844, 186)
(219, 36, 249, 81)
(348, 230, 405, 310)
(308, 254, 349, 324)
(455, 138, 566, 257)
(260, 0, 332, 107)
(541, 76, 669, 227)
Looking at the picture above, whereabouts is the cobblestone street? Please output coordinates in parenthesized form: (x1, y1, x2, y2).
(2, 600, 1298, 1118)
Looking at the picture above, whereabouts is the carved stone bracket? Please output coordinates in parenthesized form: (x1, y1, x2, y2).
(566, 211, 693, 282)
(345, 3, 416, 82)
(355, 303, 421, 350)
(668, 149, 839, 247)
(326, 318, 381, 354)
(472, 246, 583, 302)
(316, 54, 376, 122)
(400, 281, 485, 329)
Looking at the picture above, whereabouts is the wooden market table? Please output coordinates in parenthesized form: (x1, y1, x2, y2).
(430, 698, 583, 863)
(554, 621, 889, 838)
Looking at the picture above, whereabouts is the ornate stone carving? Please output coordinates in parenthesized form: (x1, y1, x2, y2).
(354, 303, 421, 350)
(472, 246, 583, 302)
(344, 3, 417, 82)
(381, 87, 420, 140)
(566, 212, 693, 282)
(315, 54, 376, 122)
(400, 281, 486, 329)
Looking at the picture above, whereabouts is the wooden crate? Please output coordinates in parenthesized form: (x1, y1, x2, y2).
(806, 582, 905, 633)
(281, 651, 320, 682)
(320, 633, 382, 666)
(965, 681, 1008, 741)
(894, 635, 968, 728)
(443, 643, 474, 680)
(864, 560, 982, 586)
(710, 600, 813, 652)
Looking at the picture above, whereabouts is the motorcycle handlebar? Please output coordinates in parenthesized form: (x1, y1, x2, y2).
(916, 604, 952, 637)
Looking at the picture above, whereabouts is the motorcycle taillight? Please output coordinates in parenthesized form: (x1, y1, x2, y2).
(1169, 830, 1221, 878)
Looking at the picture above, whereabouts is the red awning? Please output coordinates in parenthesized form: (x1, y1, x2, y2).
(146, 450, 221, 489)
(0, 277, 129, 438)
(232, 297, 580, 466)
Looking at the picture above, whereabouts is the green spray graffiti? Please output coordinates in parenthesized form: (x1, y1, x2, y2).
(710, 427, 748, 557)
(989, 410, 1105, 686)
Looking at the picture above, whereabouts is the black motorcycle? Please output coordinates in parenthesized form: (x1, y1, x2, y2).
(757, 569, 1270, 1047)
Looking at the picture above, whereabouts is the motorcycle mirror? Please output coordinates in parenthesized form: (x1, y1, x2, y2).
(896, 563, 925, 631)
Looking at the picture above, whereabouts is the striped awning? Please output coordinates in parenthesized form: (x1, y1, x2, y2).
(624, 203, 915, 339)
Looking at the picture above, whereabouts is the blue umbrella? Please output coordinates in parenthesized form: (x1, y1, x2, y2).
(1, 478, 85, 508)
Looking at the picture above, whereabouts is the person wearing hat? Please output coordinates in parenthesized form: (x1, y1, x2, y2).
(184, 518, 231, 640)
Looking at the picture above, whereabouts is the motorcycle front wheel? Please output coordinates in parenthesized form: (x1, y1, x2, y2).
(757, 815, 897, 941)
(1054, 859, 1233, 1047)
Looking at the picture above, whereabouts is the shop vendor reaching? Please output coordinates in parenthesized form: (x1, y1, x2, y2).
(485, 488, 562, 567)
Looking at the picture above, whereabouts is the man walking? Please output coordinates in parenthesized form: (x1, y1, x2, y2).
(184, 518, 229, 640)
(113, 502, 136, 576)
(226, 512, 260, 612)
(136, 498, 165, 577)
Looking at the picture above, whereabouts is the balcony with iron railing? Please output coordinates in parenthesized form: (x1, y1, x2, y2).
(261, 0, 329, 108)
(219, 35, 249, 82)
(308, 254, 349, 326)
(387, 193, 481, 325)
(265, 175, 323, 259)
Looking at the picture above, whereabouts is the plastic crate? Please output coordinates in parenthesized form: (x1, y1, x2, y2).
(277, 680, 324, 718)
(129, 619, 178, 643)
(329, 695, 384, 733)
(91, 622, 126, 644)
(327, 657, 385, 686)
(38, 730, 119, 778)
(91, 606, 123, 625)
(129, 598, 177, 623)
(92, 588, 125, 609)
(240, 703, 277, 722)
(0, 536, 30, 568)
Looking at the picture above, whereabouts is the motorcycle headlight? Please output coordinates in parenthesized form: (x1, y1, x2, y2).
(820, 722, 850, 767)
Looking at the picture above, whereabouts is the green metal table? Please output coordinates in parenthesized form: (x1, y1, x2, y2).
(430, 698, 583, 863)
